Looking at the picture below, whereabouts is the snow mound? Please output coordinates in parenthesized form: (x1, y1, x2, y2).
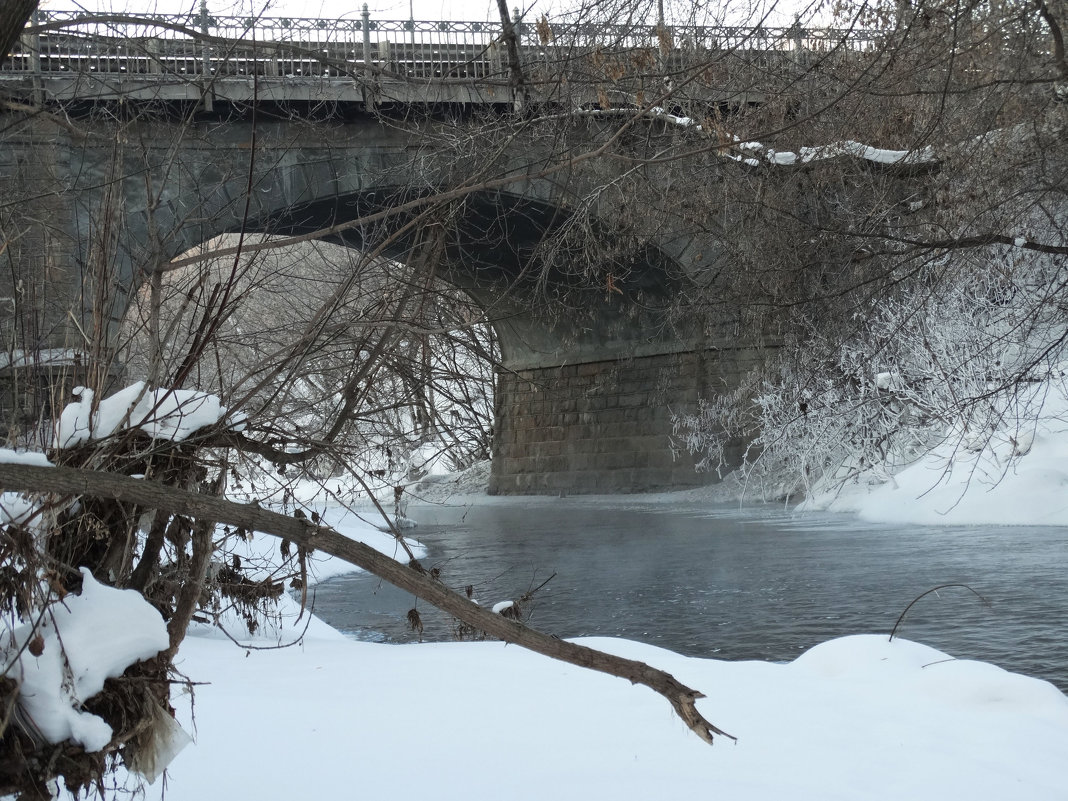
(2, 570, 169, 752)
(165, 628, 1068, 801)
(790, 633, 952, 677)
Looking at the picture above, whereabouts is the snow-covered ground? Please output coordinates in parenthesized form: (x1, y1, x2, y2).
(5, 483, 1066, 798)
(154, 379, 1068, 799)
(164, 590, 1068, 800)
(10, 382, 1068, 798)
(158, 492, 1068, 800)
(9, 480, 1058, 800)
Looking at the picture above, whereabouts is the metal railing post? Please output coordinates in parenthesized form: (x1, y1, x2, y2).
(408, 2, 416, 75)
(146, 37, 162, 74)
(199, 2, 214, 112)
(264, 43, 279, 77)
(20, 10, 43, 104)
(361, 4, 372, 81)
(20, 16, 41, 72)
(262, 20, 279, 77)
(494, 38, 506, 77)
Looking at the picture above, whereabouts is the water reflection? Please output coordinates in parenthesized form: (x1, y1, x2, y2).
(309, 498, 1068, 692)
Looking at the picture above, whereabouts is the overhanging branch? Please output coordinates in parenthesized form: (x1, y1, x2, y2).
(0, 461, 734, 745)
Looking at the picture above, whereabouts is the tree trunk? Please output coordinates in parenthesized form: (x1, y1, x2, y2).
(495, 0, 526, 110)
(0, 0, 38, 68)
(0, 461, 734, 744)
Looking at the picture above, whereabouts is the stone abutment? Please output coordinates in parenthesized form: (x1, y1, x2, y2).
(490, 348, 761, 494)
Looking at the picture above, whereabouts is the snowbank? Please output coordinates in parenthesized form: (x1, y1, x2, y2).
(164, 620, 1068, 801)
(406, 459, 492, 502)
(805, 380, 1068, 525)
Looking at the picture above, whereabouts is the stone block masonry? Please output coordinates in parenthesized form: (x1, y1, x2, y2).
(488, 349, 758, 495)
(1, 115, 768, 491)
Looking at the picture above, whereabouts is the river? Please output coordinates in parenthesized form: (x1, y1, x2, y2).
(309, 497, 1068, 693)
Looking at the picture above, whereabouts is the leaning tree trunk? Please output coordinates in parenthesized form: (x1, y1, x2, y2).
(0, 461, 734, 745)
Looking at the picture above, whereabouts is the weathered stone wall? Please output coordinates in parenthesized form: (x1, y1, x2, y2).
(0, 125, 85, 439)
(1, 115, 760, 488)
(489, 348, 762, 495)
(0, 128, 81, 350)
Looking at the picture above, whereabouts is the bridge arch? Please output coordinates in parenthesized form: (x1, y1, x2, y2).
(240, 186, 687, 368)
(5, 115, 750, 493)
(202, 183, 722, 494)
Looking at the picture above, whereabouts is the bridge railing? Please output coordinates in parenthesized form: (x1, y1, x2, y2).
(4, 9, 883, 82)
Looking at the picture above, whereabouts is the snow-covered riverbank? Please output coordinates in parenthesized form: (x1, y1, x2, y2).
(166, 594, 1068, 799)
(156, 505, 1068, 801)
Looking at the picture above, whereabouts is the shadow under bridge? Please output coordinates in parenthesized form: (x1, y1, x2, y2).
(246, 186, 690, 370)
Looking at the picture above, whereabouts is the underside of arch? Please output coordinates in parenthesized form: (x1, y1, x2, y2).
(239, 185, 742, 494)
(243, 187, 696, 370)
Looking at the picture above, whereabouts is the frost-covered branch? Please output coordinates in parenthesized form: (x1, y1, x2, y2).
(676, 250, 1068, 501)
(877, 232, 1068, 257)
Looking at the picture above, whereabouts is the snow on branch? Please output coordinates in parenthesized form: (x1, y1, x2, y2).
(559, 106, 938, 168)
(56, 383, 248, 448)
(562, 107, 1068, 258)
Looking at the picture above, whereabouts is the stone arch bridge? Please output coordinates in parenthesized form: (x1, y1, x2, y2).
(0, 12, 837, 492)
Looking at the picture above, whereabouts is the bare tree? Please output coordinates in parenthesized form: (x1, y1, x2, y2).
(661, 0, 1067, 496)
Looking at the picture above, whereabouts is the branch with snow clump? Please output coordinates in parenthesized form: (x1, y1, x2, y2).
(627, 109, 1068, 256)
(561, 105, 938, 168)
(56, 383, 248, 448)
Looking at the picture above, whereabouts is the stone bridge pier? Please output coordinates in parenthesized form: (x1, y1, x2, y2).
(1, 114, 757, 493)
(490, 348, 760, 494)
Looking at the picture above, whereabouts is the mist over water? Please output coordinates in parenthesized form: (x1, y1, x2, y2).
(310, 498, 1068, 693)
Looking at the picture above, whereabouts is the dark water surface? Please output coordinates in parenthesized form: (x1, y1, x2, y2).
(310, 497, 1068, 692)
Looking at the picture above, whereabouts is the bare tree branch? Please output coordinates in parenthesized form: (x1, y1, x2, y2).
(1035, 0, 1068, 80)
(0, 461, 734, 745)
